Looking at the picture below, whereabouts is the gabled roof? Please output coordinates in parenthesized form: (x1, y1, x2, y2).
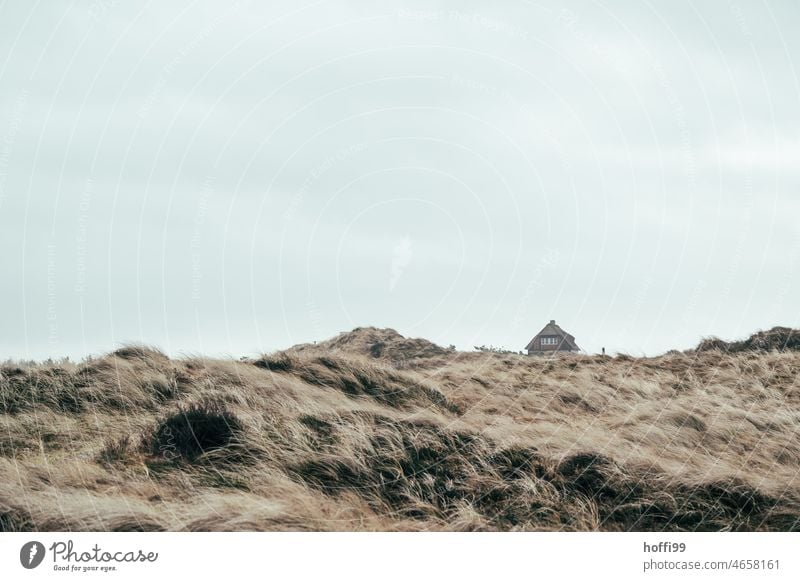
(525, 320, 580, 351)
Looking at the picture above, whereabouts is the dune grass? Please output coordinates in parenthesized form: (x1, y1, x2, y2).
(1, 328, 799, 531)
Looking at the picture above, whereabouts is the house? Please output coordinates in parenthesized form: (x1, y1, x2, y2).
(525, 320, 580, 355)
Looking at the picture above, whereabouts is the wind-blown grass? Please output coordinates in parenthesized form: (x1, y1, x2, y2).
(1, 327, 799, 531)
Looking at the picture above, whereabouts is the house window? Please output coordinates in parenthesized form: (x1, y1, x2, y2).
(541, 336, 559, 346)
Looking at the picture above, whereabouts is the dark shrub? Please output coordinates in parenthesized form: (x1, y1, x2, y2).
(0, 508, 33, 532)
(696, 327, 800, 353)
(369, 342, 386, 357)
(253, 353, 295, 372)
(557, 453, 636, 502)
(696, 337, 730, 352)
(741, 327, 800, 352)
(150, 404, 243, 461)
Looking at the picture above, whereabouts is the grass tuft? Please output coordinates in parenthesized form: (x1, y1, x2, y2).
(150, 403, 244, 461)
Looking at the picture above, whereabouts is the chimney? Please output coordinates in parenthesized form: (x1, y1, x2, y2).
(550, 320, 556, 325)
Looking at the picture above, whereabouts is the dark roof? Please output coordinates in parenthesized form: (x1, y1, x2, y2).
(525, 320, 580, 351)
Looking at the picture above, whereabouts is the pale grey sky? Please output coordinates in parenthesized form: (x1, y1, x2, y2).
(1, 0, 798, 360)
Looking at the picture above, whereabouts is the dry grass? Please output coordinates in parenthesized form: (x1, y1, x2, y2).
(1, 327, 799, 531)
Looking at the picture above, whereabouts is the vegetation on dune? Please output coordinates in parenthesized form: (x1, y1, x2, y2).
(1, 327, 799, 531)
(696, 326, 800, 354)
(149, 403, 246, 461)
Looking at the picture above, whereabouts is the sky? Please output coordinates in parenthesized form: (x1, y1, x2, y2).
(1, 0, 798, 360)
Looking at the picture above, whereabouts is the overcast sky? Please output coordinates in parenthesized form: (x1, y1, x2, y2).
(1, 0, 798, 360)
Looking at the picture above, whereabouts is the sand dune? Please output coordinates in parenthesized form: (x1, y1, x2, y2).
(1, 327, 799, 531)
